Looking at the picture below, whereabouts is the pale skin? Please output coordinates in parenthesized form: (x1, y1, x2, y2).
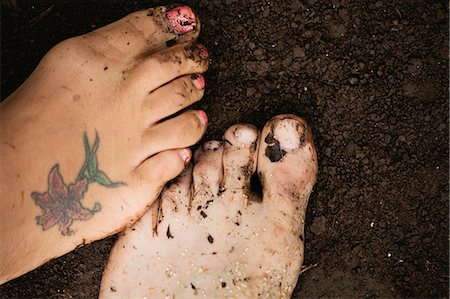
(0, 6, 209, 283)
(100, 116, 318, 298)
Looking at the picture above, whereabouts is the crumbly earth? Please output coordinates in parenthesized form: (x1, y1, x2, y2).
(1, 0, 448, 298)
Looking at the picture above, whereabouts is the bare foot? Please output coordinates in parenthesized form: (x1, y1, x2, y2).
(0, 6, 209, 283)
(100, 115, 318, 298)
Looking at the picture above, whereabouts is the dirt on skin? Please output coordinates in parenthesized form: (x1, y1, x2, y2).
(1, 0, 448, 298)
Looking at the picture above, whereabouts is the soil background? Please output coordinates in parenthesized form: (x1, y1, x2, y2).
(1, 0, 448, 298)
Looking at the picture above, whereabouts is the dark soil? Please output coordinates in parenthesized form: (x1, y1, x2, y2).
(1, 0, 448, 298)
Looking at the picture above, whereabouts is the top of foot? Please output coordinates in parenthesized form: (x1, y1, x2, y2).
(100, 115, 318, 298)
(0, 5, 209, 283)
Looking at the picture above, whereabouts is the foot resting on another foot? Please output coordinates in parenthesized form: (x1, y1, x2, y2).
(100, 114, 318, 298)
(0, 5, 209, 283)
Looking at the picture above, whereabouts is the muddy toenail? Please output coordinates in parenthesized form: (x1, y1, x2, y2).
(179, 148, 192, 164)
(273, 120, 305, 151)
(191, 74, 205, 89)
(165, 6, 197, 34)
(233, 126, 258, 145)
(203, 141, 221, 151)
(196, 44, 209, 59)
(197, 110, 208, 125)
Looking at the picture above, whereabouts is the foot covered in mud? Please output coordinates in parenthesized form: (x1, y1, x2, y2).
(100, 115, 318, 298)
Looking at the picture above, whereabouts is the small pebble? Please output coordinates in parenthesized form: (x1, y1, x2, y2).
(349, 77, 358, 85)
(388, 75, 395, 84)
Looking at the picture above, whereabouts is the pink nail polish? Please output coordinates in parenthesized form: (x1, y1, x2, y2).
(197, 44, 209, 59)
(197, 110, 208, 125)
(166, 6, 197, 34)
(191, 74, 205, 89)
(179, 148, 192, 164)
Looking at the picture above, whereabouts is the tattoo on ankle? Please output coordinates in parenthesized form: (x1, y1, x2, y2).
(31, 132, 125, 236)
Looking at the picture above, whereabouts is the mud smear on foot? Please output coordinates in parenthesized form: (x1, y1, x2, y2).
(185, 44, 208, 65)
(151, 196, 164, 237)
(264, 132, 286, 162)
(166, 225, 174, 239)
(165, 39, 177, 47)
(240, 165, 252, 178)
(156, 50, 182, 64)
(147, 6, 184, 36)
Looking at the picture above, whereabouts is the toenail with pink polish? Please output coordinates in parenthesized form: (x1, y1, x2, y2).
(197, 110, 208, 125)
(197, 44, 209, 59)
(233, 126, 257, 145)
(179, 148, 192, 163)
(166, 6, 197, 34)
(191, 74, 205, 89)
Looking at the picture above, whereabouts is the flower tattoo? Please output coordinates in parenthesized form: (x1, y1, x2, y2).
(31, 132, 124, 236)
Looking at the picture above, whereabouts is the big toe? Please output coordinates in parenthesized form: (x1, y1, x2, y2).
(85, 5, 200, 60)
(258, 115, 318, 232)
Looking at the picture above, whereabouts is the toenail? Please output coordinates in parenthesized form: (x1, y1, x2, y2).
(179, 148, 192, 164)
(166, 6, 197, 34)
(233, 126, 258, 145)
(203, 141, 221, 151)
(196, 44, 209, 59)
(273, 120, 305, 151)
(191, 74, 205, 89)
(197, 110, 208, 125)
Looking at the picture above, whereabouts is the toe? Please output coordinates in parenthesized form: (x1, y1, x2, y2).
(192, 141, 224, 200)
(144, 74, 205, 124)
(131, 148, 192, 203)
(160, 164, 193, 217)
(87, 5, 200, 60)
(141, 110, 207, 157)
(121, 43, 209, 98)
(221, 124, 259, 194)
(257, 114, 318, 232)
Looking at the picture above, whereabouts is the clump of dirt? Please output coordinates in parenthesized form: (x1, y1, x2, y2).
(1, 0, 448, 298)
